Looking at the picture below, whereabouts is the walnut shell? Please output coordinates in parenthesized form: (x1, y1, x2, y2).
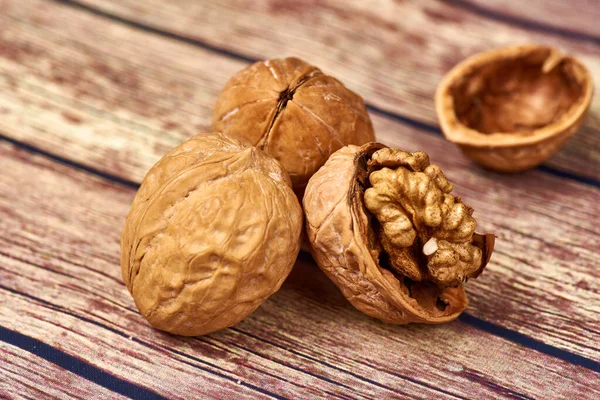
(212, 57, 375, 194)
(436, 44, 593, 172)
(303, 143, 495, 324)
(121, 133, 303, 336)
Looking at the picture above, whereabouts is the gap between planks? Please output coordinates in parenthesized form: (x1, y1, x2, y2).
(0, 327, 166, 400)
(64, 0, 599, 181)
(0, 341, 128, 400)
(0, 0, 599, 363)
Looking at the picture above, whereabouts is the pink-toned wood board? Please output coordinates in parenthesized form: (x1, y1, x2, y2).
(72, 0, 600, 180)
(1, 0, 599, 398)
(1, 142, 599, 398)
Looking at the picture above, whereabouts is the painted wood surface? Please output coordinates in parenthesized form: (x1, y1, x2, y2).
(70, 0, 600, 180)
(0, 342, 127, 399)
(0, 0, 599, 182)
(1, 141, 599, 398)
(460, 0, 600, 38)
(1, 0, 599, 398)
(1, 0, 599, 359)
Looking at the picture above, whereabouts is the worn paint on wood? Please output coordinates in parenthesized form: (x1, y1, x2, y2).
(0, 0, 599, 181)
(71, 0, 600, 180)
(0, 343, 127, 400)
(1, 142, 599, 398)
(0, 0, 599, 361)
(454, 0, 600, 39)
(1, 0, 600, 398)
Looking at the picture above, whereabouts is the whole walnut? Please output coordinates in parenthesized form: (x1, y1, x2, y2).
(212, 57, 375, 195)
(121, 133, 303, 336)
(303, 143, 495, 324)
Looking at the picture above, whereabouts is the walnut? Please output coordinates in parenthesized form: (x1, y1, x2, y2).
(212, 57, 375, 195)
(436, 44, 593, 172)
(121, 133, 303, 336)
(303, 143, 495, 324)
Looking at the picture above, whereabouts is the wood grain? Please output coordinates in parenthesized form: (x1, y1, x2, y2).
(0, 342, 127, 400)
(1, 0, 598, 183)
(457, 0, 600, 38)
(0, 0, 599, 361)
(1, 0, 600, 397)
(1, 141, 599, 399)
(0, 0, 218, 182)
(69, 0, 600, 180)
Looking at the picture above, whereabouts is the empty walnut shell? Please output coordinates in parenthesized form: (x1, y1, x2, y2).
(303, 143, 495, 324)
(212, 57, 375, 194)
(121, 133, 303, 336)
(436, 45, 593, 172)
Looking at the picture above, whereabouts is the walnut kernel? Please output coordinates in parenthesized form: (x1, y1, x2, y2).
(304, 143, 495, 324)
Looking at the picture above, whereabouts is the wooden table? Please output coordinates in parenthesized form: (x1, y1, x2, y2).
(1, 1, 599, 398)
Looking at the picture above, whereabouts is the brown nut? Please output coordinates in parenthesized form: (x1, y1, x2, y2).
(303, 143, 495, 324)
(436, 44, 593, 172)
(212, 57, 375, 194)
(121, 132, 303, 336)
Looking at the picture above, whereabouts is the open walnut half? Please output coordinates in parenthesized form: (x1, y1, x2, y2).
(436, 44, 593, 172)
(303, 143, 495, 324)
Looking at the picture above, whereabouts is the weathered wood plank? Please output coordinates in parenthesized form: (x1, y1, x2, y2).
(1, 0, 598, 184)
(0, 0, 599, 361)
(0, 0, 217, 181)
(68, 0, 600, 180)
(1, 142, 599, 398)
(0, 143, 456, 399)
(455, 0, 600, 38)
(0, 343, 127, 400)
(0, 287, 385, 400)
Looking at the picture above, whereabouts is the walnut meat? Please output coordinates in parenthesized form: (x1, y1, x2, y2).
(212, 57, 375, 194)
(121, 133, 303, 336)
(303, 143, 495, 324)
